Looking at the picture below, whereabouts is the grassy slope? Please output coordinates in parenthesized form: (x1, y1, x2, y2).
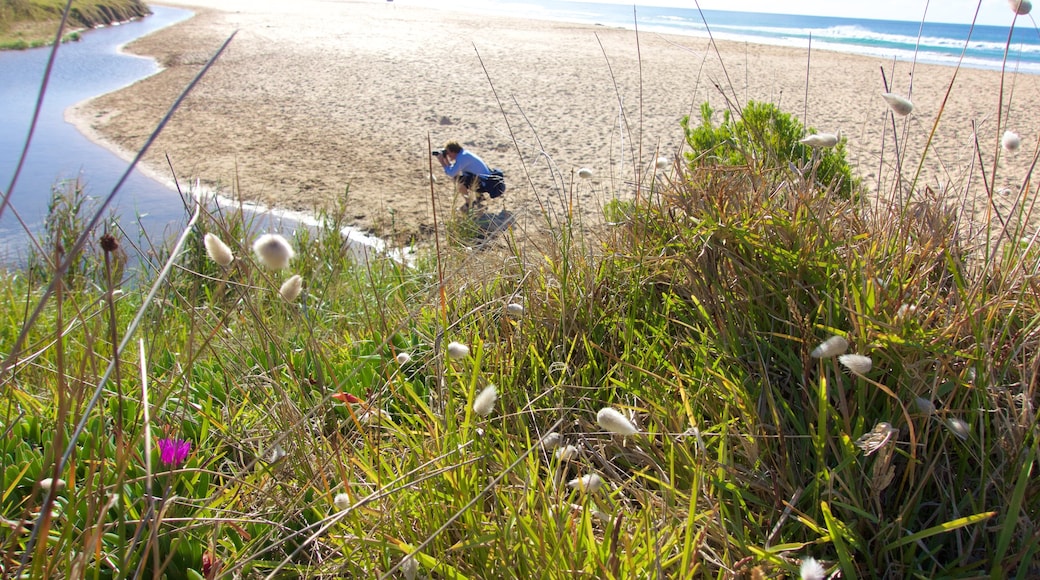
(0, 0, 150, 49)
(0, 126, 1037, 577)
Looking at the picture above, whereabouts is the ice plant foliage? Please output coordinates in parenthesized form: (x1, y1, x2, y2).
(597, 407, 638, 436)
(881, 92, 914, 116)
(472, 384, 498, 417)
(203, 232, 234, 267)
(447, 341, 470, 360)
(252, 233, 295, 269)
(838, 353, 873, 376)
(1010, 0, 1032, 15)
(567, 473, 604, 493)
(157, 437, 191, 467)
(1002, 130, 1022, 152)
(279, 274, 303, 302)
(810, 335, 848, 358)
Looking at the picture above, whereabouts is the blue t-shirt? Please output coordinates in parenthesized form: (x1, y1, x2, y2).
(443, 149, 491, 178)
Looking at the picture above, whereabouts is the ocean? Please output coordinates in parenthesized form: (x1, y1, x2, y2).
(409, 0, 1040, 75)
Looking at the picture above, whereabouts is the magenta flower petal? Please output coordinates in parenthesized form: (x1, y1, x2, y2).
(158, 437, 191, 466)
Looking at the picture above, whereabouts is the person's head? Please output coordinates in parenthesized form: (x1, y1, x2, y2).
(443, 141, 462, 160)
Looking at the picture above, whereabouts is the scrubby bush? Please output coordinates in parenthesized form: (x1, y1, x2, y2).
(682, 100, 858, 198)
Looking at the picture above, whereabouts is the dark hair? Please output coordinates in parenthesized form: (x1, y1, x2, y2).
(443, 141, 462, 154)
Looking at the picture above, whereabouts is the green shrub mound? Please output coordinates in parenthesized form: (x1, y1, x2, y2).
(683, 101, 858, 199)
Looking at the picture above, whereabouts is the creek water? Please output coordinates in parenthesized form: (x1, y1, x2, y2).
(0, 5, 203, 266)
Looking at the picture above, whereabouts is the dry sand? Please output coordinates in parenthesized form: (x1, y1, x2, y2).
(70, 0, 1040, 246)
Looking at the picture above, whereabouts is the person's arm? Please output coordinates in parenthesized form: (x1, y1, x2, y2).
(439, 154, 459, 176)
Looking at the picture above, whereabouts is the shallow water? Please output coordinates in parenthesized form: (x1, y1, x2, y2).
(0, 6, 198, 267)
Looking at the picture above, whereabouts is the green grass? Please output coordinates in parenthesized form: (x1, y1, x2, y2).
(0, 0, 147, 49)
(1, 5, 1039, 579)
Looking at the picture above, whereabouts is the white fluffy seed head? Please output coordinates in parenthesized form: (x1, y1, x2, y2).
(881, 92, 914, 116)
(800, 131, 840, 148)
(914, 397, 936, 415)
(279, 274, 303, 302)
(396, 351, 412, 365)
(472, 384, 498, 417)
(597, 407, 639, 436)
(946, 417, 970, 440)
(203, 233, 234, 267)
(1010, 0, 1032, 15)
(252, 233, 295, 269)
(810, 335, 849, 359)
(838, 353, 873, 376)
(447, 341, 470, 360)
(577, 167, 594, 179)
(39, 477, 66, 493)
(401, 554, 419, 580)
(1003, 130, 1022, 152)
(555, 445, 579, 462)
(506, 302, 524, 317)
(800, 557, 827, 580)
(540, 432, 561, 451)
(333, 493, 351, 510)
(567, 473, 604, 494)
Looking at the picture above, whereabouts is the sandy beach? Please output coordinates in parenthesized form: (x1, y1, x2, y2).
(69, 0, 1040, 245)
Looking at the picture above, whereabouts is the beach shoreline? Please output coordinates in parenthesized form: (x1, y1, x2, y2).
(67, 0, 1040, 245)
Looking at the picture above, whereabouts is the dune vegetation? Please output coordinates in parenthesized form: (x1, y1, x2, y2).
(2, 3, 1039, 580)
(0, 0, 149, 49)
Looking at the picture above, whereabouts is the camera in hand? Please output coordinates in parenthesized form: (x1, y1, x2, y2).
(432, 149, 445, 157)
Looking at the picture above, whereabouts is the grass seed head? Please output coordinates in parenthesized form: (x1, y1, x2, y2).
(799, 131, 840, 148)
(203, 233, 234, 267)
(881, 92, 914, 116)
(39, 477, 66, 493)
(946, 417, 970, 440)
(473, 384, 498, 417)
(567, 473, 604, 494)
(447, 341, 470, 360)
(333, 493, 351, 510)
(555, 445, 579, 462)
(401, 554, 419, 580)
(838, 353, 873, 376)
(1010, 0, 1032, 15)
(279, 274, 303, 302)
(800, 557, 826, 580)
(540, 432, 561, 450)
(810, 335, 848, 358)
(252, 233, 295, 269)
(597, 406, 639, 436)
(914, 397, 936, 415)
(1002, 130, 1022, 152)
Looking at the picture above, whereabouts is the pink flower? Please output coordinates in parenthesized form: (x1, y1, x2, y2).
(157, 437, 191, 466)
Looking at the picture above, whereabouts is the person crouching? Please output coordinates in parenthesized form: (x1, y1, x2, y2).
(435, 141, 492, 211)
